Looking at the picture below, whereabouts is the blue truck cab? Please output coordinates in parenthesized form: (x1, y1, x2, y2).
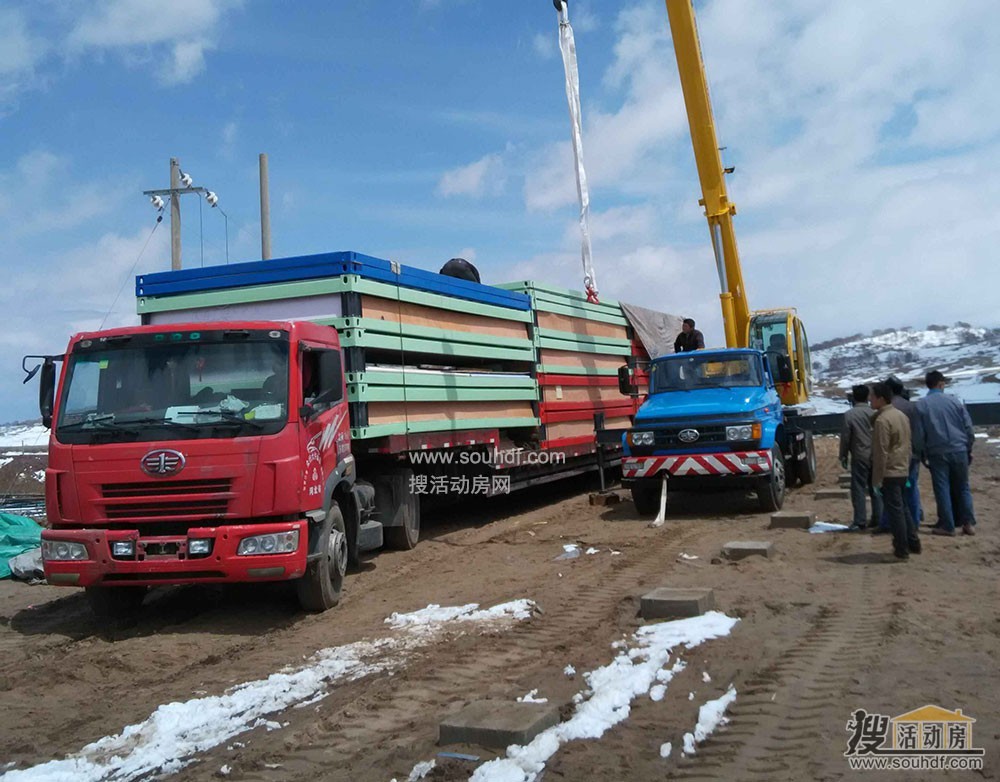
(621, 348, 816, 514)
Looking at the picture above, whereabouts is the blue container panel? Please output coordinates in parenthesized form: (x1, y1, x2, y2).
(136, 251, 530, 311)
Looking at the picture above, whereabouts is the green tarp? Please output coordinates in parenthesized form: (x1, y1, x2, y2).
(0, 513, 43, 579)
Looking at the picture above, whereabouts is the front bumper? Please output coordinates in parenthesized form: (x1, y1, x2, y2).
(41, 521, 308, 588)
(622, 450, 772, 479)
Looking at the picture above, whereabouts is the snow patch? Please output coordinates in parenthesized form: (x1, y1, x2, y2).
(809, 522, 850, 534)
(517, 689, 548, 704)
(659, 742, 672, 759)
(679, 553, 698, 560)
(682, 685, 738, 755)
(407, 759, 436, 781)
(563, 665, 576, 677)
(470, 612, 739, 782)
(584, 547, 599, 555)
(701, 671, 711, 683)
(0, 424, 48, 448)
(5, 601, 533, 782)
(385, 600, 535, 632)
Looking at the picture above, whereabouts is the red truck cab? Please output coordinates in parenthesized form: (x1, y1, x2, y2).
(37, 320, 357, 616)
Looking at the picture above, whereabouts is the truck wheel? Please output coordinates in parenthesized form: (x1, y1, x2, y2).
(384, 491, 420, 550)
(795, 434, 817, 485)
(377, 470, 421, 550)
(757, 445, 786, 512)
(296, 505, 348, 612)
(631, 480, 661, 516)
(85, 586, 146, 620)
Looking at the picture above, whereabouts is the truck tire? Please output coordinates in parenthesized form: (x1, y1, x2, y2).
(795, 433, 817, 485)
(756, 445, 786, 512)
(85, 585, 146, 620)
(377, 470, 421, 550)
(384, 491, 420, 550)
(296, 504, 348, 612)
(631, 480, 661, 516)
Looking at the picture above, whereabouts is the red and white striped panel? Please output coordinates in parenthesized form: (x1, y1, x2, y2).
(623, 450, 772, 478)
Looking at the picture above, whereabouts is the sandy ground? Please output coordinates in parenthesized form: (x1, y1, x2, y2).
(1, 436, 998, 781)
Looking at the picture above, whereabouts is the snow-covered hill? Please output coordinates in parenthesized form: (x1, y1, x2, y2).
(808, 324, 1000, 412)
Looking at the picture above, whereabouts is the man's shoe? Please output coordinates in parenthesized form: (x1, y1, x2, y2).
(894, 549, 909, 560)
(931, 527, 956, 537)
(847, 524, 866, 532)
(962, 523, 976, 536)
(909, 542, 922, 554)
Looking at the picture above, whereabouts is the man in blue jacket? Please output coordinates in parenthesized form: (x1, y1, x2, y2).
(916, 370, 976, 536)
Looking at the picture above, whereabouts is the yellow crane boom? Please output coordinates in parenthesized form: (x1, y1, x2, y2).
(663, 0, 812, 405)
(664, 0, 749, 349)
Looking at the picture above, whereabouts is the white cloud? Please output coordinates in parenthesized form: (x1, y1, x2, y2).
(532, 32, 555, 60)
(509, 0, 1000, 345)
(0, 7, 47, 111)
(438, 153, 506, 198)
(0, 8, 45, 76)
(67, 0, 242, 85)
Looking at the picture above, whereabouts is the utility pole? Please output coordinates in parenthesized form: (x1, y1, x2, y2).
(259, 153, 272, 260)
(144, 158, 221, 271)
(169, 158, 182, 270)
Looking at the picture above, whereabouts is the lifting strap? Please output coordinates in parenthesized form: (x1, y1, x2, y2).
(554, 0, 598, 304)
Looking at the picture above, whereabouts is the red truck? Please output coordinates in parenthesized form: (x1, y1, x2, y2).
(25, 252, 652, 618)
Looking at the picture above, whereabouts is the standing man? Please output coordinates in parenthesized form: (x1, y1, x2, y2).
(917, 370, 976, 536)
(870, 382, 921, 560)
(674, 318, 705, 353)
(886, 376, 923, 526)
(840, 384, 882, 532)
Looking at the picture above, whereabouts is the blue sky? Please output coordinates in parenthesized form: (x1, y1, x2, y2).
(2, 0, 999, 422)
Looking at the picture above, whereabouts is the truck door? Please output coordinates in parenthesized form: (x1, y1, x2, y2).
(298, 345, 349, 509)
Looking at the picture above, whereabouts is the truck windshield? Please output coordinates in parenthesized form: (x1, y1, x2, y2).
(56, 332, 290, 443)
(650, 354, 761, 393)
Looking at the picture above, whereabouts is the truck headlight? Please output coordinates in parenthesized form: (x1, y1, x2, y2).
(188, 538, 212, 556)
(41, 540, 88, 561)
(726, 423, 762, 441)
(628, 431, 655, 446)
(237, 531, 299, 556)
(111, 540, 135, 557)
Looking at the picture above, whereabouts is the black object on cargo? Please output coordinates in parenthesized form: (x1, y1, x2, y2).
(440, 258, 481, 284)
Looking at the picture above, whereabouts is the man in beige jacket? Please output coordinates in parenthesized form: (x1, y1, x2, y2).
(870, 382, 921, 559)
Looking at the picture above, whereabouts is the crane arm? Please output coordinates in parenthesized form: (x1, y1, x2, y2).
(664, 0, 751, 347)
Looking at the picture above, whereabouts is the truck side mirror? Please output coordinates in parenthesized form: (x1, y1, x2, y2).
(618, 365, 638, 396)
(39, 359, 56, 428)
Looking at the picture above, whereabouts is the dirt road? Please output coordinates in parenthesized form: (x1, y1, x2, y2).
(1, 437, 998, 781)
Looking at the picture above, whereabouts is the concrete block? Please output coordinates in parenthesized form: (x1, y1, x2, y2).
(837, 473, 852, 487)
(722, 540, 774, 560)
(439, 700, 560, 748)
(589, 491, 623, 506)
(815, 489, 850, 500)
(769, 510, 816, 530)
(640, 587, 715, 620)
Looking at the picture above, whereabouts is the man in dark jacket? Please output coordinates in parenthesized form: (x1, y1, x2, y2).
(674, 318, 705, 353)
(916, 370, 976, 536)
(840, 384, 882, 531)
(870, 382, 921, 560)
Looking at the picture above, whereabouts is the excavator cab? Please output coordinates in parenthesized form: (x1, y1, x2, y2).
(748, 309, 812, 406)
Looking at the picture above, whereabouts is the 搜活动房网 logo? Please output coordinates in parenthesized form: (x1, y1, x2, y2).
(844, 705, 985, 772)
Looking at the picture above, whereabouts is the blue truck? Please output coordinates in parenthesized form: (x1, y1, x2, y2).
(620, 348, 816, 515)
